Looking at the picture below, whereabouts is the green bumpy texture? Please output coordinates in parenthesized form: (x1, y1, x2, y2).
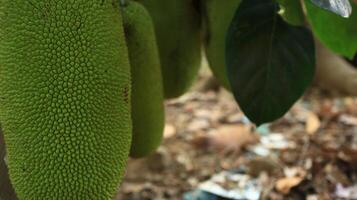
(136, 0, 201, 98)
(0, 0, 132, 199)
(122, 1, 165, 158)
(203, 0, 240, 90)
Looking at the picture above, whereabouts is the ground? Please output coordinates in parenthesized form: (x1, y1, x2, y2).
(115, 69, 357, 200)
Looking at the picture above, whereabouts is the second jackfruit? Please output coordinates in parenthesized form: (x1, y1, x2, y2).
(203, 0, 241, 90)
(136, 0, 202, 98)
(122, 0, 165, 158)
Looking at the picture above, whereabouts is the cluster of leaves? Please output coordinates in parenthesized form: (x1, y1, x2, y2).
(225, 0, 355, 125)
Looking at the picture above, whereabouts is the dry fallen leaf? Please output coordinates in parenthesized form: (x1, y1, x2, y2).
(306, 111, 321, 135)
(209, 125, 259, 154)
(191, 125, 259, 154)
(163, 123, 176, 139)
(275, 176, 304, 194)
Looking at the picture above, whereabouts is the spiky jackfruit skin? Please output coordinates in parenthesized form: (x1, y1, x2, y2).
(0, 0, 131, 199)
(203, 0, 241, 90)
(122, 1, 165, 158)
(136, 0, 202, 98)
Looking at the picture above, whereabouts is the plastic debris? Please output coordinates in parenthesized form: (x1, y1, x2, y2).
(197, 171, 261, 200)
(256, 124, 271, 136)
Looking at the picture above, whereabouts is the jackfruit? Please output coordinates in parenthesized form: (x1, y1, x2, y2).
(136, 0, 202, 98)
(203, 0, 241, 90)
(0, 0, 131, 199)
(121, 0, 165, 158)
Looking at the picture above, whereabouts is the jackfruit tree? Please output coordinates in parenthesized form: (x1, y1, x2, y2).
(0, 0, 355, 199)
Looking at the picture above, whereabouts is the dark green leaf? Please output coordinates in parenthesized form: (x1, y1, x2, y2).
(277, 0, 305, 26)
(310, 0, 352, 18)
(305, 0, 357, 58)
(226, 0, 315, 125)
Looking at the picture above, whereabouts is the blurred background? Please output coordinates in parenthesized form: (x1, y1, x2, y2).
(116, 44, 357, 200)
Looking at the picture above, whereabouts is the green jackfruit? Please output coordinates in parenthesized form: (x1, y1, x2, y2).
(0, 1, 131, 199)
(136, 0, 202, 98)
(203, 0, 241, 90)
(121, 1, 165, 158)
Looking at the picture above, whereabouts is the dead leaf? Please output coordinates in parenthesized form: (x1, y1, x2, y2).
(209, 125, 259, 154)
(191, 125, 258, 154)
(306, 112, 321, 135)
(275, 176, 304, 194)
(164, 124, 176, 138)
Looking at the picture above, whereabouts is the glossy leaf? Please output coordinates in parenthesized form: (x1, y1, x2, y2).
(310, 0, 352, 18)
(226, 0, 315, 125)
(305, 0, 357, 58)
